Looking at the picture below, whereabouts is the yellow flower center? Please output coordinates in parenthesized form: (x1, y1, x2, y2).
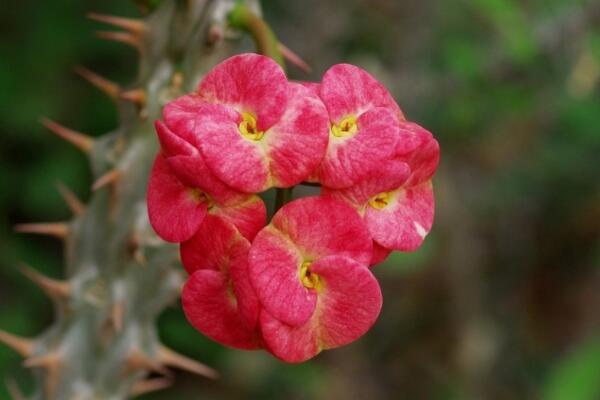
(189, 188, 214, 209)
(368, 192, 391, 210)
(239, 112, 264, 141)
(331, 115, 358, 138)
(299, 261, 322, 290)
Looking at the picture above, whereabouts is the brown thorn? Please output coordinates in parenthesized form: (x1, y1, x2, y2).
(87, 13, 146, 35)
(23, 353, 62, 400)
(40, 117, 95, 153)
(5, 378, 26, 400)
(96, 31, 141, 50)
(73, 65, 121, 98)
(92, 169, 121, 191)
(14, 222, 69, 239)
(19, 264, 70, 300)
(278, 42, 311, 73)
(111, 301, 124, 332)
(157, 345, 218, 379)
(0, 329, 34, 357)
(125, 349, 170, 376)
(120, 89, 146, 107)
(130, 377, 172, 397)
(56, 182, 85, 216)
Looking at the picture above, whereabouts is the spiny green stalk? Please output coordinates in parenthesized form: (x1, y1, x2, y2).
(1, 0, 260, 398)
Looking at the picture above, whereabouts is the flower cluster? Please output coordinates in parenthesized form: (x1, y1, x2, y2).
(147, 53, 439, 362)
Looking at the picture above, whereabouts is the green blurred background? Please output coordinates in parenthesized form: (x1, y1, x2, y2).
(1, 0, 599, 398)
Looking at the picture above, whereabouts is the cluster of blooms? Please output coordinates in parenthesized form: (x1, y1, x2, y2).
(147, 53, 439, 362)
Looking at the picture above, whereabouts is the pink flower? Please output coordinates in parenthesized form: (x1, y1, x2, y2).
(324, 121, 440, 254)
(181, 215, 261, 349)
(249, 197, 382, 362)
(147, 121, 266, 243)
(315, 64, 404, 188)
(163, 54, 330, 193)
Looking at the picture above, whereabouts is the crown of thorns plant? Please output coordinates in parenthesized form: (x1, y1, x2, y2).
(147, 53, 440, 363)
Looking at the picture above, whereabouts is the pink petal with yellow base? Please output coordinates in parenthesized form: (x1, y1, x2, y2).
(181, 215, 260, 331)
(192, 102, 270, 193)
(317, 107, 400, 188)
(365, 181, 434, 251)
(198, 53, 288, 131)
(260, 255, 382, 363)
(319, 63, 403, 122)
(249, 197, 372, 327)
(147, 155, 208, 243)
(183, 270, 260, 350)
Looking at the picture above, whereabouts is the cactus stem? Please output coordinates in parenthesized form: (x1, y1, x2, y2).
(130, 377, 172, 396)
(125, 349, 170, 376)
(87, 13, 146, 36)
(278, 42, 311, 73)
(24, 353, 62, 400)
(0, 330, 35, 357)
(40, 117, 95, 153)
(120, 89, 146, 107)
(19, 264, 71, 301)
(96, 31, 142, 51)
(74, 65, 121, 99)
(92, 169, 122, 191)
(56, 182, 86, 216)
(4, 377, 26, 400)
(14, 222, 70, 239)
(157, 345, 218, 379)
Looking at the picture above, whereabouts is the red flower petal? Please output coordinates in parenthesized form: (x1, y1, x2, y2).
(321, 159, 410, 208)
(317, 107, 400, 188)
(319, 63, 403, 123)
(180, 215, 259, 330)
(260, 255, 382, 363)
(396, 122, 440, 186)
(194, 103, 270, 193)
(198, 53, 288, 131)
(155, 120, 196, 157)
(371, 242, 392, 266)
(365, 181, 434, 251)
(147, 155, 207, 242)
(162, 93, 207, 148)
(211, 196, 266, 241)
(270, 196, 373, 264)
(248, 226, 315, 327)
(183, 269, 260, 350)
(266, 83, 329, 187)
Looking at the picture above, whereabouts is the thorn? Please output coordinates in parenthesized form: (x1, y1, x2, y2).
(73, 65, 121, 98)
(125, 349, 170, 376)
(0, 329, 34, 357)
(120, 89, 146, 107)
(130, 377, 172, 397)
(56, 182, 85, 216)
(24, 353, 62, 400)
(19, 264, 70, 300)
(110, 301, 124, 332)
(157, 345, 218, 379)
(87, 13, 146, 35)
(278, 42, 311, 73)
(5, 378, 26, 400)
(40, 117, 95, 153)
(92, 169, 121, 191)
(96, 31, 141, 50)
(14, 222, 69, 239)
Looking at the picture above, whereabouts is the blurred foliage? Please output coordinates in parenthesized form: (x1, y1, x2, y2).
(1, 0, 599, 399)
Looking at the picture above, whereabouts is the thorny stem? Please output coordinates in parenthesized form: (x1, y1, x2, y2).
(228, 3, 285, 70)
